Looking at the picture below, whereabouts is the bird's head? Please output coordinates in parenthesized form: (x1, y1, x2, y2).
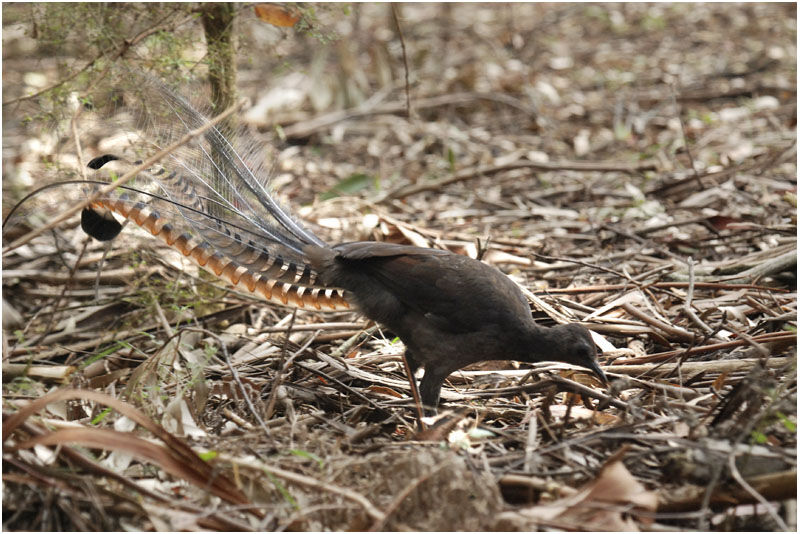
(541, 323, 607, 384)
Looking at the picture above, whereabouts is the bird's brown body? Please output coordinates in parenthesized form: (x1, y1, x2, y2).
(306, 242, 604, 411)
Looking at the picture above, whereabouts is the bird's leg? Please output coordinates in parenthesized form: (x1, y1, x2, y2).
(401, 351, 427, 428)
(419, 367, 447, 417)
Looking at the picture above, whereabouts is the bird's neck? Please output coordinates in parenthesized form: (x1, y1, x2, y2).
(516, 322, 566, 364)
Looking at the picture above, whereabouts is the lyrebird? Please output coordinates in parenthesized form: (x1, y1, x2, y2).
(6, 73, 606, 415)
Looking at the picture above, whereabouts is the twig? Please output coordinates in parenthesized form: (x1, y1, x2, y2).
(382, 159, 658, 201)
(523, 407, 539, 472)
(330, 324, 379, 358)
(613, 332, 795, 365)
(683, 257, 714, 334)
(401, 352, 426, 428)
(151, 295, 175, 338)
(719, 248, 797, 283)
(544, 281, 789, 294)
(391, 3, 411, 118)
(255, 321, 368, 333)
(264, 329, 320, 421)
(600, 223, 683, 261)
(467, 374, 630, 412)
(621, 302, 696, 343)
(225, 455, 385, 522)
(369, 461, 451, 530)
(281, 91, 538, 139)
(214, 329, 271, 437)
(29, 238, 91, 348)
(727, 453, 789, 530)
(671, 86, 704, 190)
(530, 251, 631, 281)
(604, 356, 792, 376)
(292, 360, 391, 416)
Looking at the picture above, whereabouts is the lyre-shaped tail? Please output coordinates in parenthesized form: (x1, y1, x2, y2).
(21, 71, 350, 311)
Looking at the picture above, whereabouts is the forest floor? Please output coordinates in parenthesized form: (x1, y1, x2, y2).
(2, 3, 797, 531)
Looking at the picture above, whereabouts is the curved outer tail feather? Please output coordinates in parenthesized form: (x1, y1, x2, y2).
(9, 70, 350, 311)
(85, 193, 349, 311)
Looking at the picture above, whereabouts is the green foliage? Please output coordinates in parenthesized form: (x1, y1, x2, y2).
(294, 4, 341, 44)
(264, 470, 299, 509)
(290, 449, 325, 469)
(776, 412, 796, 432)
(91, 407, 113, 425)
(750, 429, 768, 444)
(198, 450, 218, 461)
(320, 172, 377, 200)
(641, 13, 666, 31)
(80, 340, 129, 369)
(14, 3, 202, 128)
(447, 146, 456, 172)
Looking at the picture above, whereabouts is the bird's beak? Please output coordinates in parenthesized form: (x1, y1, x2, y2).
(587, 360, 608, 386)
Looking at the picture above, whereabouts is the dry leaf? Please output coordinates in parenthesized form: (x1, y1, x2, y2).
(711, 371, 729, 392)
(254, 4, 300, 27)
(366, 385, 403, 399)
(496, 446, 657, 530)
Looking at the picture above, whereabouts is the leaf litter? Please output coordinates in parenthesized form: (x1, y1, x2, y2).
(2, 3, 796, 531)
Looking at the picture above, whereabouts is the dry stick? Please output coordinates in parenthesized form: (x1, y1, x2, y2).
(2, 364, 75, 383)
(601, 223, 684, 262)
(683, 258, 715, 335)
(281, 91, 536, 139)
(212, 329, 271, 437)
(671, 86, 704, 191)
(621, 302, 695, 343)
(657, 470, 798, 514)
(264, 329, 321, 421)
(3, 99, 244, 255)
(391, 3, 411, 118)
(727, 453, 789, 531)
(604, 356, 792, 377)
(369, 461, 451, 531)
(292, 361, 390, 416)
(613, 331, 795, 365)
(263, 309, 299, 420)
(29, 238, 92, 348)
(468, 374, 630, 412)
(635, 82, 796, 105)
(719, 248, 798, 282)
(151, 296, 175, 338)
(724, 329, 770, 358)
(1, 266, 161, 285)
(257, 321, 367, 333)
(530, 251, 631, 282)
(523, 407, 539, 472)
(382, 159, 657, 201)
(545, 281, 787, 294)
(226, 455, 384, 522)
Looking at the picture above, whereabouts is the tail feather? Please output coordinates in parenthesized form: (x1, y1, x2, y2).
(6, 70, 349, 311)
(83, 183, 348, 310)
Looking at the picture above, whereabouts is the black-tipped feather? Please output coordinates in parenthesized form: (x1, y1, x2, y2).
(4, 70, 348, 310)
(81, 207, 123, 241)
